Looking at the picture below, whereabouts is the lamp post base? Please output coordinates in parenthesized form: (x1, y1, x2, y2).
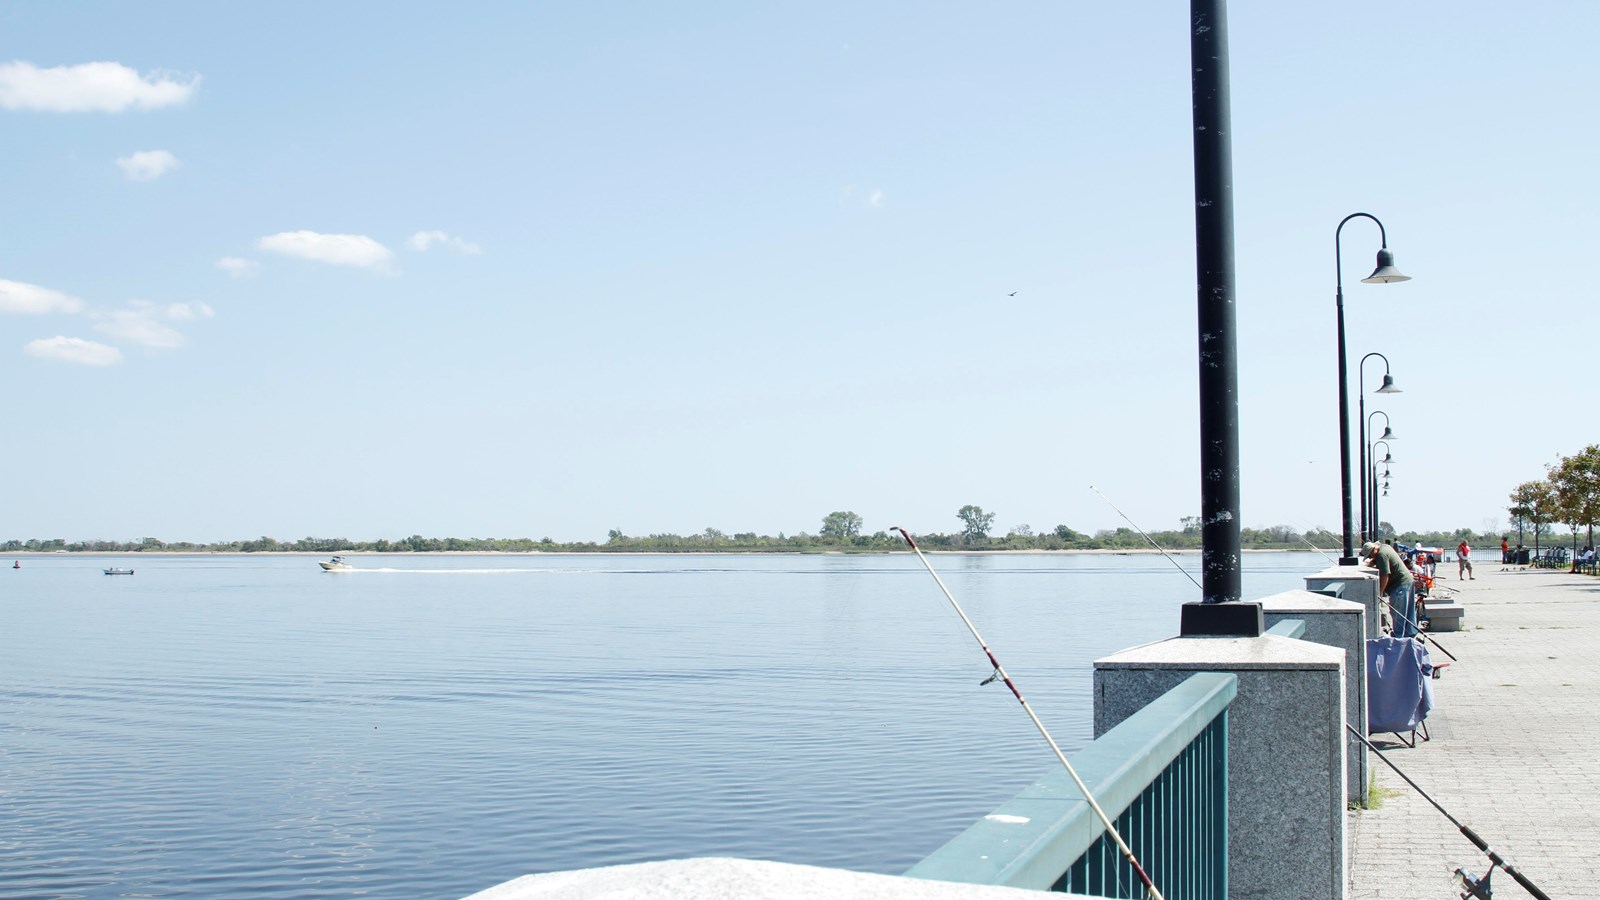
(1338, 556, 1361, 566)
(1179, 601, 1265, 637)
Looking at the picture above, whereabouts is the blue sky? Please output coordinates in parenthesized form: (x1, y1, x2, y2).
(3, 1, 1596, 544)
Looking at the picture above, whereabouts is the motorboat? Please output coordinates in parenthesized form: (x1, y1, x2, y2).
(104, 567, 135, 575)
(319, 556, 354, 572)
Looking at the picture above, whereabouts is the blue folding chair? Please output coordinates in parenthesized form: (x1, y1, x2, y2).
(1367, 636, 1434, 747)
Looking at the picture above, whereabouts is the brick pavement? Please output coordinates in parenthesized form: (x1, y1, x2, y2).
(1346, 563, 1600, 898)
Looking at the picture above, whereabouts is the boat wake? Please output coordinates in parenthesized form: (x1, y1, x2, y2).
(358, 567, 584, 575)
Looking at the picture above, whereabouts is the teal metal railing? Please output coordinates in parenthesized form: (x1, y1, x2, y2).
(905, 672, 1235, 898)
(1266, 618, 1307, 638)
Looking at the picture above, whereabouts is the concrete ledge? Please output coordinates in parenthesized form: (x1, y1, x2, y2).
(1426, 602, 1465, 632)
(462, 857, 1078, 900)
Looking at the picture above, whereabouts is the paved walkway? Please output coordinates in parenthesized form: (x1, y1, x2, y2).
(1347, 562, 1600, 898)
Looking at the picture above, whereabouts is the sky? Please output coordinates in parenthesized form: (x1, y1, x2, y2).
(3, 1, 1597, 545)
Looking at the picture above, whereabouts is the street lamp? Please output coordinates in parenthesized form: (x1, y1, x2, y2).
(1366, 412, 1395, 539)
(1370, 439, 1394, 539)
(1334, 213, 1411, 563)
(1358, 352, 1401, 542)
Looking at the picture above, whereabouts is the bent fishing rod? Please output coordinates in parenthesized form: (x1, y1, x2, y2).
(892, 526, 1164, 900)
(1345, 724, 1552, 900)
(1088, 486, 1201, 592)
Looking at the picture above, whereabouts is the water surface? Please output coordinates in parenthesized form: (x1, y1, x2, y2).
(1, 551, 1328, 898)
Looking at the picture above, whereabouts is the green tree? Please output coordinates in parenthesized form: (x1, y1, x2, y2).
(819, 511, 863, 540)
(1507, 481, 1539, 547)
(1550, 445, 1600, 562)
(956, 505, 995, 543)
(1520, 479, 1558, 555)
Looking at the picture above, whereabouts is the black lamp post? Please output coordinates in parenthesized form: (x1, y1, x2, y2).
(1365, 411, 1395, 538)
(1369, 439, 1394, 539)
(1334, 214, 1411, 564)
(1357, 353, 1400, 542)
(1190, 0, 1240, 606)
(1178, 0, 1262, 637)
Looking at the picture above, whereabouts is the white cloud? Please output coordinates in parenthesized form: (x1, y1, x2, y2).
(216, 257, 260, 278)
(0, 61, 199, 112)
(24, 336, 122, 366)
(164, 301, 215, 321)
(91, 299, 214, 350)
(257, 231, 394, 270)
(407, 230, 483, 255)
(868, 189, 885, 208)
(116, 149, 179, 181)
(0, 278, 85, 314)
(95, 313, 184, 349)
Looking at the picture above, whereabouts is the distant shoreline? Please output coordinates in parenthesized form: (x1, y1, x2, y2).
(6, 547, 1333, 557)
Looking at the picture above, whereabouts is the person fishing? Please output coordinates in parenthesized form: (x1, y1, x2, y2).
(1364, 540, 1417, 638)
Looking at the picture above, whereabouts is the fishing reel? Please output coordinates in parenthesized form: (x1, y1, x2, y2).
(1455, 867, 1493, 899)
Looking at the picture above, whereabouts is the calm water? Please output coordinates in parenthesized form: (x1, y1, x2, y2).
(1, 551, 1328, 898)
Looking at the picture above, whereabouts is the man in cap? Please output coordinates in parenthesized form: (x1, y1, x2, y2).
(1365, 540, 1418, 638)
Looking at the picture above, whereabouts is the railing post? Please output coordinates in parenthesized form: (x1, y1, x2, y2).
(1095, 630, 1347, 899)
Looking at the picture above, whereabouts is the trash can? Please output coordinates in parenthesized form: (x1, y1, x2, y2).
(1515, 548, 1530, 564)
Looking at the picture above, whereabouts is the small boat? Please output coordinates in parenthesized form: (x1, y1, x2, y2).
(318, 556, 354, 572)
(104, 567, 135, 576)
(12, 561, 18, 569)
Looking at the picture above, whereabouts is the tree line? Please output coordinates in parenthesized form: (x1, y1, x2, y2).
(1506, 443, 1600, 556)
(1, 502, 1535, 554)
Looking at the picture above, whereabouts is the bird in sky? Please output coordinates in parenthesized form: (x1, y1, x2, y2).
(1008, 291, 1018, 297)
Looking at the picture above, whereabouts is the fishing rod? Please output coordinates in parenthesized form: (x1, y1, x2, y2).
(1385, 597, 1458, 662)
(891, 526, 1164, 900)
(1345, 724, 1552, 900)
(1294, 527, 1338, 564)
(1088, 486, 1201, 591)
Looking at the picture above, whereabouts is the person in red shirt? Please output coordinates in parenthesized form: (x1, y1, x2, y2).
(1458, 540, 1475, 580)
